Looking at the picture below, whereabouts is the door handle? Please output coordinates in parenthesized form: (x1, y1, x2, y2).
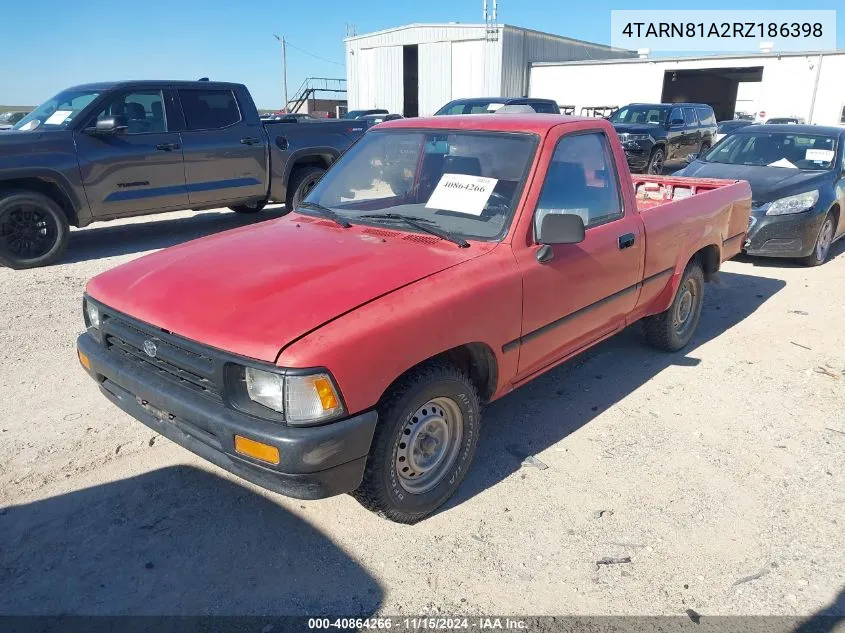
(240, 137, 262, 145)
(155, 142, 180, 151)
(618, 233, 636, 249)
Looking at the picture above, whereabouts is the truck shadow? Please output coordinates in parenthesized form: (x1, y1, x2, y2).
(0, 466, 382, 615)
(792, 587, 845, 632)
(62, 206, 288, 264)
(447, 269, 786, 511)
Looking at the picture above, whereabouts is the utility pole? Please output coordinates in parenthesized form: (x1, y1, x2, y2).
(273, 34, 289, 112)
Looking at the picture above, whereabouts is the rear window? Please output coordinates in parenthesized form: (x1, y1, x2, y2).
(695, 107, 715, 125)
(179, 89, 241, 130)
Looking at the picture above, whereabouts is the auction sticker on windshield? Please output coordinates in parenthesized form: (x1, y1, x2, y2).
(806, 149, 834, 163)
(426, 174, 498, 215)
(45, 110, 73, 125)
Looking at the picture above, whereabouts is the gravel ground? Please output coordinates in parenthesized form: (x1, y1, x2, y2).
(0, 208, 843, 618)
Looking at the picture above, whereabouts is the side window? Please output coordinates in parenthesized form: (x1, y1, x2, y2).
(534, 132, 623, 234)
(683, 107, 698, 126)
(532, 102, 558, 114)
(669, 107, 684, 124)
(695, 107, 714, 125)
(179, 89, 241, 130)
(93, 90, 167, 134)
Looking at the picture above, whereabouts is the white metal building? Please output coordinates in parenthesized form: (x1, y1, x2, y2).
(528, 51, 845, 126)
(345, 23, 634, 117)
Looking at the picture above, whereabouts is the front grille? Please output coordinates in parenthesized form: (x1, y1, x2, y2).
(102, 313, 222, 401)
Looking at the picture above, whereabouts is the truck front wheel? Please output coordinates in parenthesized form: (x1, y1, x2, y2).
(352, 361, 481, 524)
(286, 165, 326, 211)
(0, 191, 69, 270)
(643, 261, 704, 352)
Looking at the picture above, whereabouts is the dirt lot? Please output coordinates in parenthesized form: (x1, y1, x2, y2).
(1, 208, 843, 617)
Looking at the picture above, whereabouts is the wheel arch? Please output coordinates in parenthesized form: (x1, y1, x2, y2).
(379, 342, 499, 407)
(0, 176, 81, 226)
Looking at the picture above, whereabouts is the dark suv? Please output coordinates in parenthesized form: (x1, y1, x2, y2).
(435, 97, 560, 115)
(608, 103, 717, 174)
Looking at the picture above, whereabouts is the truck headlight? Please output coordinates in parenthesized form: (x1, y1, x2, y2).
(245, 367, 285, 413)
(241, 367, 345, 425)
(765, 190, 818, 216)
(84, 300, 101, 329)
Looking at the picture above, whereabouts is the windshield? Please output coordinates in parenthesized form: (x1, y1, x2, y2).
(703, 132, 837, 170)
(609, 105, 669, 125)
(13, 89, 101, 131)
(302, 130, 537, 240)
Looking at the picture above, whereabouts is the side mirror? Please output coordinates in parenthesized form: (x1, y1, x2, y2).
(669, 118, 685, 127)
(537, 212, 585, 245)
(88, 115, 128, 135)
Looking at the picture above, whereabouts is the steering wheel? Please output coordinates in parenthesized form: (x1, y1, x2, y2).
(484, 191, 511, 215)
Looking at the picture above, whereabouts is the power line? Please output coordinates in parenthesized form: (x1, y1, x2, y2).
(284, 40, 344, 66)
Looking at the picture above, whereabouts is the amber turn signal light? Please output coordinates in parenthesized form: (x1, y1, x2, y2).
(234, 435, 280, 465)
(78, 350, 91, 371)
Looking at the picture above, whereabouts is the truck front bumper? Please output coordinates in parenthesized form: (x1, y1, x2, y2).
(77, 332, 377, 500)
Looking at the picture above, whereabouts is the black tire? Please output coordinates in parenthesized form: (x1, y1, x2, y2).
(800, 213, 835, 267)
(351, 361, 481, 524)
(644, 261, 705, 352)
(0, 190, 70, 270)
(285, 165, 325, 211)
(229, 200, 266, 214)
(646, 147, 665, 175)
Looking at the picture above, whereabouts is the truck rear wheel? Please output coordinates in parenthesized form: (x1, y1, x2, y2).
(352, 361, 481, 524)
(286, 165, 326, 211)
(229, 200, 266, 214)
(643, 261, 704, 352)
(0, 191, 69, 270)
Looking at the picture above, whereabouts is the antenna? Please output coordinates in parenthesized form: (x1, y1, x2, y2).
(484, 0, 499, 41)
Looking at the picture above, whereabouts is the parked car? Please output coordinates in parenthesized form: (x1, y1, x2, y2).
(261, 112, 314, 123)
(676, 124, 845, 266)
(714, 119, 754, 144)
(608, 103, 718, 175)
(77, 113, 751, 523)
(342, 109, 389, 120)
(0, 80, 366, 269)
(360, 113, 403, 129)
(434, 97, 560, 115)
(0, 111, 29, 130)
(756, 113, 806, 124)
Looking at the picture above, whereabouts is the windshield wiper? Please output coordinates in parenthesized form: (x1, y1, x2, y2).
(356, 213, 470, 248)
(297, 201, 352, 228)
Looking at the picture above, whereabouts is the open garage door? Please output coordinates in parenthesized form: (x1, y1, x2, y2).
(661, 67, 763, 120)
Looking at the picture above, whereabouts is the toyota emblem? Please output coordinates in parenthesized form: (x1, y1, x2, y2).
(143, 340, 158, 358)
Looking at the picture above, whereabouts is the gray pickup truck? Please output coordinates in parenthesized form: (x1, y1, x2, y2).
(0, 80, 366, 269)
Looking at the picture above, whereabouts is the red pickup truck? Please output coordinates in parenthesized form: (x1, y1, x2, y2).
(77, 114, 751, 523)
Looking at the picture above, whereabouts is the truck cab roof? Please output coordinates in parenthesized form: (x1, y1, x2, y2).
(375, 113, 594, 135)
(66, 80, 246, 92)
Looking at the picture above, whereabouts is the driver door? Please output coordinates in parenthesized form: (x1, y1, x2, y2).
(74, 88, 188, 219)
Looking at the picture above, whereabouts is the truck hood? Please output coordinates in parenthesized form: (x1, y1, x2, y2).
(86, 215, 491, 362)
(677, 160, 834, 205)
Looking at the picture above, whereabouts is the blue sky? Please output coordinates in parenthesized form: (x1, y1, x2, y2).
(1, 0, 842, 109)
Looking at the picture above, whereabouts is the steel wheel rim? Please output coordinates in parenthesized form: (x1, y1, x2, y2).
(816, 218, 833, 262)
(649, 151, 664, 174)
(0, 205, 57, 259)
(673, 277, 700, 336)
(395, 397, 464, 494)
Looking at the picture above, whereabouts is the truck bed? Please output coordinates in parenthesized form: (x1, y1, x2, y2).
(631, 175, 745, 212)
